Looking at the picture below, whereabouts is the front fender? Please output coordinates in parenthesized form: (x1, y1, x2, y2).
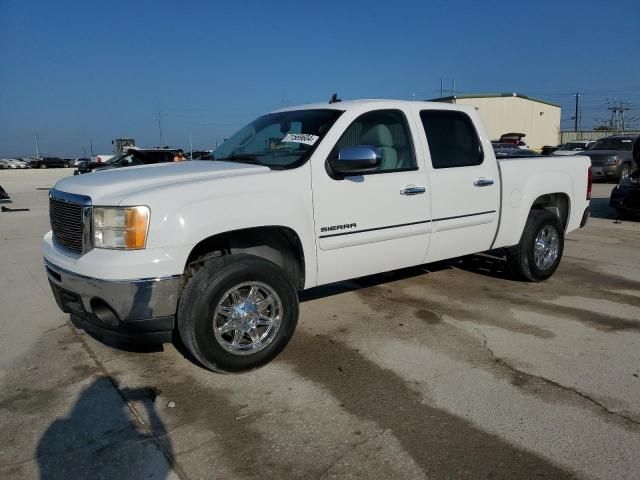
(121, 166, 318, 287)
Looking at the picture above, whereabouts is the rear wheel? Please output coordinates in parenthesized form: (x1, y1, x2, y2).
(177, 254, 299, 373)
(507, 210, 564, 282)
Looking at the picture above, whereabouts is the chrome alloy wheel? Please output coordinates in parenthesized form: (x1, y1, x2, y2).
(533, 225, 560, 271)
(213, 282, 283, 355)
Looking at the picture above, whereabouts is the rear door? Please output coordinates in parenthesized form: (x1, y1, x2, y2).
(311, 107, 432, 285)
(415, 108, 500, 262)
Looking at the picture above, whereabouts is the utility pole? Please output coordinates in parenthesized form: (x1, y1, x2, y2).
(574, 92, 580, 132)
(620, 100, 630, 132)
(452, 79, 456, 97)
(440, 77, 443, 98)
(90, 137, 94, 158)
(33, 133, 39, 159)
(158, 109, 164, 146)
(189, 131, 193, 159)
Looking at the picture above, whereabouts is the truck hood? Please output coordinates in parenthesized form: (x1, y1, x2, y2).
(53, 161, 271, 203)
(582, 150, 630, 158)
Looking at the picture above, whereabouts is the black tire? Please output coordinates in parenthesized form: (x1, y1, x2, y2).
(177, 254, 299, 373)
(506, 210, 564, 282)
(617, 208, 633, 220)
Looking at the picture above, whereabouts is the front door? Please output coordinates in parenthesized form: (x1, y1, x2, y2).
(311, 108, 432, 285)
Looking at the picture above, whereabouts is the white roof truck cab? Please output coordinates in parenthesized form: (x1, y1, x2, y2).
(43, 99, 592, 373)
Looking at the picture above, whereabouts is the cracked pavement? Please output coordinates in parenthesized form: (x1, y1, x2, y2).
(1, 170, 639, 479)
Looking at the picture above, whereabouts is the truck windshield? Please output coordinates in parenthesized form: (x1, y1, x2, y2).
(213, 109, 343, 169)
(591, 138, 634, 151)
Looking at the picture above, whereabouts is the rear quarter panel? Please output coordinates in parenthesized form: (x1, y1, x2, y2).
(493, 155, 590, 248)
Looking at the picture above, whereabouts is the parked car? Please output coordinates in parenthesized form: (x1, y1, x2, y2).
(491, 142, 520, 150)
(29, 157, 71, 169)
(72, 158, 91, 167)
(541, 145, 560, 156)
(498, 132, 528, 149)
(43, 99, 591, 373)
(188, 150, 215, 160)
(610, 168, 640, 218)
(0, 158, 30, 169)
(554, 140, 596, 156)
(580, 135, 639, 181)
(75, 148, 179, 174)
(494, 148, 538, 158)
(12, 159, 30, 168)
(610, 141, 640, 218)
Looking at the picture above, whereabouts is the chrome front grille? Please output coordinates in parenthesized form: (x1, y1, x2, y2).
(587, 154, 611, 167)
(49, 190, 92, 255)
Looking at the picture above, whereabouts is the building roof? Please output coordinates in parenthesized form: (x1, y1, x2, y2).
(430, 92, 561, 108)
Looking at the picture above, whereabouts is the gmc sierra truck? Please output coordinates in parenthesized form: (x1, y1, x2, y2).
(43, 100, 592, 373)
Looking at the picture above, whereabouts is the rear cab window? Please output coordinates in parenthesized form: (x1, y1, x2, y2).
(419, 110, 483, 169)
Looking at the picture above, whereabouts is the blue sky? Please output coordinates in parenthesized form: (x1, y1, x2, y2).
(1, 0, 639, 157)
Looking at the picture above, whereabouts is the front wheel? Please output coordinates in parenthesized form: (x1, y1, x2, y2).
(177, 254, 299, 373)
(506, 210, 564, 282)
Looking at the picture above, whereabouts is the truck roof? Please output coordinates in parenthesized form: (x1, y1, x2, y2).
(272, 99, 473, 114)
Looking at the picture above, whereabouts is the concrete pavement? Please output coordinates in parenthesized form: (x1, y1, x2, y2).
(1, 169, 639, 479)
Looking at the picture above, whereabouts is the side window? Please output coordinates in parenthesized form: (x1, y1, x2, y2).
(331, 109, 416, 173)
(420, 110, 483, 169)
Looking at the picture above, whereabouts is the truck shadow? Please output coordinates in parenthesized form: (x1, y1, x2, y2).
(300, 255, 511, 303)
(36, 377, 173, 479)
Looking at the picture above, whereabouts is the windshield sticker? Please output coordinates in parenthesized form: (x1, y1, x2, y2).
(282, 133, 319, 146)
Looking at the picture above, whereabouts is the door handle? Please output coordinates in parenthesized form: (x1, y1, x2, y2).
(400, 185, 426, 195)
(473, 178, 494, 187)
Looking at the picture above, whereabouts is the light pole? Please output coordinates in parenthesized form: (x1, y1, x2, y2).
(33, 133, 40, 159)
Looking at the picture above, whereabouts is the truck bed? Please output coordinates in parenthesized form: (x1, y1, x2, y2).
(493, 155, 591, 249)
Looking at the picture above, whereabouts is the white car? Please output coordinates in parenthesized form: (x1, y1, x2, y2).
(0, 158, 28, 169)
(554, 140, 596, 156)
(43, 99, 591, 373)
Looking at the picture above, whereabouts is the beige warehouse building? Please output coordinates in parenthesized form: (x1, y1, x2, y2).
(432, 93, 561, 150)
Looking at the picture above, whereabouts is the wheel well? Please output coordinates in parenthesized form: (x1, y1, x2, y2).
(530, 193, 570, 230)
(184, 226, 305, 290)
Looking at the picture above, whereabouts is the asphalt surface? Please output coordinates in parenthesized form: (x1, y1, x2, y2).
(1, 169, 639, 480)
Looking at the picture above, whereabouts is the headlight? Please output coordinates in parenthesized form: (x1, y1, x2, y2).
(621, 175, 640, 187)
(605, 156, 619, 165)
(93, 206, 150, 249)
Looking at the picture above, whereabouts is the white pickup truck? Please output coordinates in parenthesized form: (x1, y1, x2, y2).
(43, 99, 591, 373)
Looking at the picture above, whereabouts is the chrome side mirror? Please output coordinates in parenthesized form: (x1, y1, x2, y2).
(329, 145, 381, 174)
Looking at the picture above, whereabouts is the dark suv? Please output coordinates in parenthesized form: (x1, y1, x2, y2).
(581, 135, 639, 181)
(75, 148, 180, 174)
(610, 139, 640, 218)
(29, 157, 71, 169)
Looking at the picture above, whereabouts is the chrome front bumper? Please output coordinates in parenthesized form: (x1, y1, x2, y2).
(45, 260, 182, 343)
